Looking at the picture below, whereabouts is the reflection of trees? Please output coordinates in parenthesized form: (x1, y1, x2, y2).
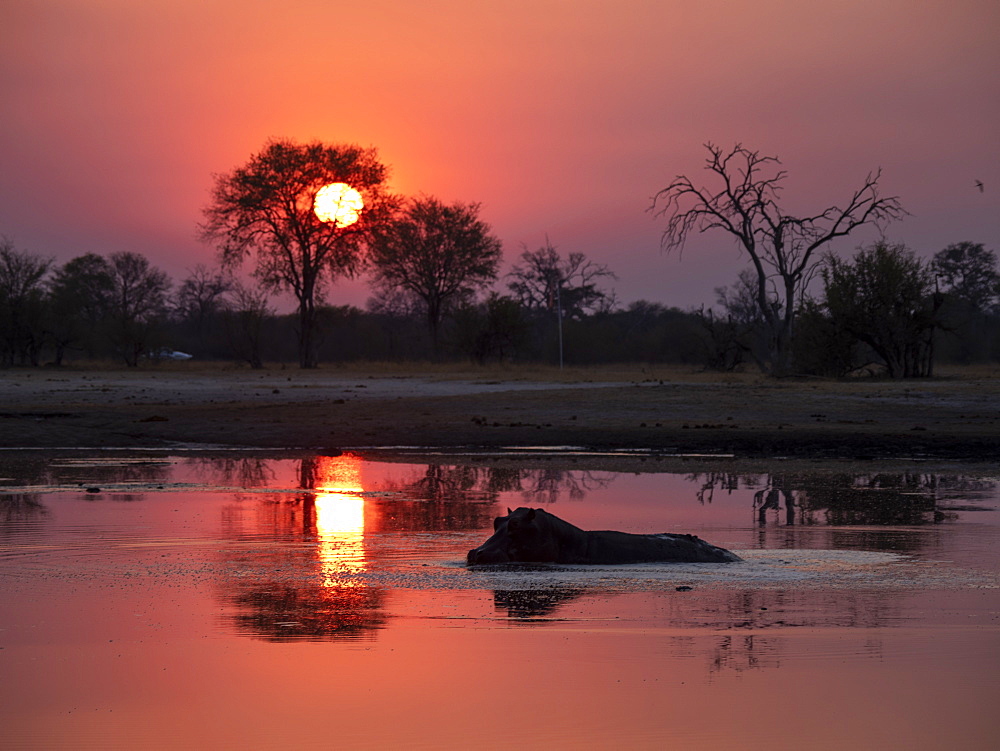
(0, 493, 49, 526)
(219, 457, 617, 640)
(355, 463, 613, 531)
(515, 469, 614, 505)
(493, 588, 585, 620)
(226, 581, 385, 642)
(185, 456, 276, 488)
(0, 455, 171, 488)
(489, 584, 900, 673)
(218, 488, 388, 642)
(690, 472, 994, 528)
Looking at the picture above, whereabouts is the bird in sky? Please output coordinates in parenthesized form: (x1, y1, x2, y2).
(975, 180, 984, 192)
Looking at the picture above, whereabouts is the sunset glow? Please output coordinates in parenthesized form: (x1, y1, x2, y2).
(314, 455, 367, 583)
(314, 183, 363, 227)
(1, 1, 997, 309)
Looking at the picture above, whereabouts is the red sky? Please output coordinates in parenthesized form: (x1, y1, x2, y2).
(2, 0, 998, 311)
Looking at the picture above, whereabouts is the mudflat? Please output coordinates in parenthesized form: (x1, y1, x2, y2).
(1, 364, 999, 460)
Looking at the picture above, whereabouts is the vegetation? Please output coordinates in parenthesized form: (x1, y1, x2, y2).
(368, 196, 502, 353)
(2, 232, 998, 376)
(822, 241, 940, 378)
(507, 240, 617, 318)
(651, 143, 906, 374)
(3, 137, 997, 377)
(200, 139, 394, 368)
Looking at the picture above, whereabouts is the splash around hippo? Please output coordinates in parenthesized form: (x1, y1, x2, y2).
(467, 507, 741, 565)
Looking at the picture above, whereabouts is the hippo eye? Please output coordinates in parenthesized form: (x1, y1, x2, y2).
(493, 517, 504, 530)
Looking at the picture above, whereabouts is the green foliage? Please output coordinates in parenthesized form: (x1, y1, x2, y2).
(930, 242, 1000, 363)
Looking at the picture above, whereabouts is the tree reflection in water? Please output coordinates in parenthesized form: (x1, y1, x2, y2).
(0, 454, 172, 491)
(221, 455, 383, 641)
(217, 456, 619, 640)
(493, 588, 586, 620)
(692, 471, 995, 528)
(0, 493, 50, 525)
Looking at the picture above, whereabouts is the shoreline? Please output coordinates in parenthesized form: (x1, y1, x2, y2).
(1, 366, 998, 464)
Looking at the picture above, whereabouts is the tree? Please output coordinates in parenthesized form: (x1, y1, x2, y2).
(201, 138, 394, 368)
(651, 143, 906, 373)
(106, 251, 171, 366)
(822, 241, 939, 378)
(0, 238, 51, 366)
(175, 264, 233, 334)
(931, 242, 999, 312)
(222, 280, 272, 369)
(507, 240, 617, 319)
(369, 196, 502, 353)
(454, 294, 529, 363)
(930, 242, 1000, 363)
(46, 253, 114, 363)
(695, 269, 770, 371)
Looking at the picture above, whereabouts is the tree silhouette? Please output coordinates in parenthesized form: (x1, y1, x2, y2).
(507, 240, 616, 319)
(105, 252, 171, 367)
(0, 238, 51, 366)
(823, 241, 940, 378)
(201, 139, 394, 368)
(932, 242, 999, 313)
(47, 253, 114, 363)
(369, 196, 502, 353)
(651, 143, 905, 373)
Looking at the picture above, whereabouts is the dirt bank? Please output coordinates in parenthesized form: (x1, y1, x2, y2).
(1, 365, 998, 460)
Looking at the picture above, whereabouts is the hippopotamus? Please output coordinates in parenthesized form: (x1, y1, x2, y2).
(467, 507, 741, 565)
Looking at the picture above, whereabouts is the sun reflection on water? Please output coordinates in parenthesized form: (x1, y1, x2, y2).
(314, 456, 367, 586)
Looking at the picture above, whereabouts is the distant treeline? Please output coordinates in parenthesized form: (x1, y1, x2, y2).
(1, 236, 998, 374)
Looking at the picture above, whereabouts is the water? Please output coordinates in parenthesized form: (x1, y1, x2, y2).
(1, 453, 998, 749)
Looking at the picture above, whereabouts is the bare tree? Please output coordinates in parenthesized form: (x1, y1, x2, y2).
(507, 240, 617, 319)
(369, 196, 502, 353)
(175, 264, 233, 334)
(222, 280, 272, 369)
(201, 139, 394, 368)
(651, 143, 906, 373)
(106, 251, 171, 366)
(0, 238, 52, 366)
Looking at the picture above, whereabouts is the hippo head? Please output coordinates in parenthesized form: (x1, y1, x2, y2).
(467, 507, 559, 565)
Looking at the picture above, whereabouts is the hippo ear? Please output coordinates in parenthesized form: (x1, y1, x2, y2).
(507, 507, 513, 515)
(525, 508, 536, 521)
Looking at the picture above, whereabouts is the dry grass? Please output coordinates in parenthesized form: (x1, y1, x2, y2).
(53, 358, 771, 383)
(43, 358, 1000, 386)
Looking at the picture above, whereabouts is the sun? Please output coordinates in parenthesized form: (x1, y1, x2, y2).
(313, 183, 364, 227)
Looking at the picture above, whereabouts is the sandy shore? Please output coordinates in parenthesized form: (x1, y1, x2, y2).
(1, 364, 999, 462)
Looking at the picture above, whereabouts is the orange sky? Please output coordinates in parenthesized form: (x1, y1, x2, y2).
(2, 0, 998, 309)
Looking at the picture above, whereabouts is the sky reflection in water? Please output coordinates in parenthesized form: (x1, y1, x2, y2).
(1, 453, 998, 750)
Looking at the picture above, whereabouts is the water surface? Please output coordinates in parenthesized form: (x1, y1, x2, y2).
(2, 454, 998, 749)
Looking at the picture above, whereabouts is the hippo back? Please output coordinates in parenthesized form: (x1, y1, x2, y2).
(467, 507, 740, 565)
(582, 530, 741, 564)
